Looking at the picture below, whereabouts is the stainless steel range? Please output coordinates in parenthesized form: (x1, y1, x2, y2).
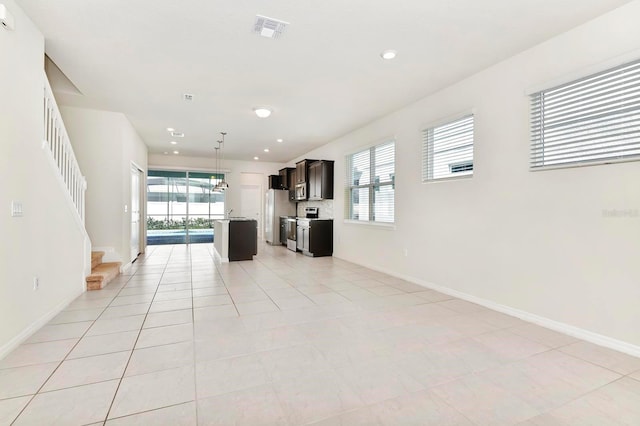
(285, 217, 297, 252)
(286, 207, 321, 252)
(296, 207, 319, 253)
(302, 207, 319, 219)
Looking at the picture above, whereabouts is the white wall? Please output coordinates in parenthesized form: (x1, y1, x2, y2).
(149, 154, 286, 226)
(61, 107, 148, 266)
(0, 1, 87, 357)
(295, 1, 640, 348)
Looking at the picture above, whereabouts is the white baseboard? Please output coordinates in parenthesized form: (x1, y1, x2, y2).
(121, 261, 133, 273)
(212, 246, 229, 263)
(0, 290, 83, 361)
(334, 254, 640, 358)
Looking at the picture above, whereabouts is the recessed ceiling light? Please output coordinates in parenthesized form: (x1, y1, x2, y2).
(254, 156, 259, 160)
(164, 151, 168, 155)
(166, 127, 175, 132)
(277, 138, 283, 143)
(253, 107, 272, 118)
(170, 141, 177, 145)
(264, 148, 270, 153)
(380, 50, 397, 60)
(173, 150, 179, 155)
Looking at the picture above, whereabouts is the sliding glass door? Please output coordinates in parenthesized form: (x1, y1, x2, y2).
(147, 170, 225, 245)
(186, 172, 225, 243)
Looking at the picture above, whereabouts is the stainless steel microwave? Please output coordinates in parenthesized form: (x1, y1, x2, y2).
(295, 183, 306, 201)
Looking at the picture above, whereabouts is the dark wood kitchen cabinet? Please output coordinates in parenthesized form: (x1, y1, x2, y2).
(295, 159, 317, 184)
(295, 159, 317, 201)
(297, 219, 333, 257)
(268, 175, 281, 189)
(308, 160, 334, 200)
(287, 168, 297, 201)
(278, 167, 295, 190)
(228, 220, 258, 261)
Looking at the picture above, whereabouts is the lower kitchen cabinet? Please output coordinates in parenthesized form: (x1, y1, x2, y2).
(228, 220, 257, 261)
(297, 219, 333, 257)
(214, 219, 257, 262)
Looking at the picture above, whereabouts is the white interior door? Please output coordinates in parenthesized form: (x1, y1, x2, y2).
(131, 165, 142, 262)
(240, 184, 262, 240)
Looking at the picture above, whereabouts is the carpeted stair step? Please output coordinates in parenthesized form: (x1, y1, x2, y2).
(91, 251, 105, 270)
(86, 262, 121, 291)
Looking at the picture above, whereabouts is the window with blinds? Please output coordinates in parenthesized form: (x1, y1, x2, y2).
(422, 114, 474, 181)
(346, 141, 395, 223)
(530, 59, 640, 169)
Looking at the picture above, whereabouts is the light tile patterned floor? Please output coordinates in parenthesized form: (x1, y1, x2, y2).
(1, 243, 640, 425)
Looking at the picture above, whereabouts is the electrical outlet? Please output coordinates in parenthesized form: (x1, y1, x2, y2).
(33, 277, 39, 291)
(11, 201, 23, 217)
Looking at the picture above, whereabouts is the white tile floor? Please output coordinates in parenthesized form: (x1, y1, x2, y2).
(1, 243, 640, 425)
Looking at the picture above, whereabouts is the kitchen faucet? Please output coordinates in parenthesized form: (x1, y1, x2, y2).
(225, 208, 233, 219)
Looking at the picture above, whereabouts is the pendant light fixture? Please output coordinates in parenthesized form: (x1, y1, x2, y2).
(212, 145, 223, 194)
(216, 132, 229, 191)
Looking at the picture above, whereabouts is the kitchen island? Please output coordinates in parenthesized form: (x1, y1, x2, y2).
(213, 218, 257, 261)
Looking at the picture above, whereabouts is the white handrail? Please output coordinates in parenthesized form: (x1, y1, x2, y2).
(42, 72, 87, 223)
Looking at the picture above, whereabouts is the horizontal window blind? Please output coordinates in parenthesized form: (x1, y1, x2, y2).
(530, 59, 640, 168)
(422, 114, 474, 181)
(346, 141, 395, 223)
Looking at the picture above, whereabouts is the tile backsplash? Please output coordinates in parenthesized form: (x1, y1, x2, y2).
(297, 200, 334, 219)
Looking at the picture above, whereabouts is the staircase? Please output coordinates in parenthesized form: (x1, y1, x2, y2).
(86, 251, 121, 290)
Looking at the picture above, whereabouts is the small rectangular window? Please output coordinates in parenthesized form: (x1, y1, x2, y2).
(530, 59, 640, 169)
(422, 114, 474, 181)
(346, 141, 395, 223)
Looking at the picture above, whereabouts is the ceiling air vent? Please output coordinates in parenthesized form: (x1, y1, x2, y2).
(170, 131, 184, 138)
(253, 15, 289, 39)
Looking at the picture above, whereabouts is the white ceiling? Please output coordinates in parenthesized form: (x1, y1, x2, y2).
(17, 0, 631, 163)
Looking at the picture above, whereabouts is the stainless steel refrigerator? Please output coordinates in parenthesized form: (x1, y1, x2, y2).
(265, 189, 296, 245)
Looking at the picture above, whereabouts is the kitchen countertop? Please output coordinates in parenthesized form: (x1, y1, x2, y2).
(219, 217, 256, 221)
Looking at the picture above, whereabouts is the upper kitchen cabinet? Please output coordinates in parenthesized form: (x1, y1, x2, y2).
(295, 159, 317, 200)
(268, 175, 281, 189)
(308, 160, 334, 200)
(278, 167, 295, 190)
(287, 168, 297, 201)
(295, 159, 316, 184)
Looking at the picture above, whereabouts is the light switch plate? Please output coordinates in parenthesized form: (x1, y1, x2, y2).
(11, 201, 23, 217)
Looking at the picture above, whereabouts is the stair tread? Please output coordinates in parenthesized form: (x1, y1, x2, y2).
(86, 262, 121, 288)
(92, 261, 121, 270)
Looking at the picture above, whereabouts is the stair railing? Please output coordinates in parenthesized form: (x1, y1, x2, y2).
(42, 72, 87, 223)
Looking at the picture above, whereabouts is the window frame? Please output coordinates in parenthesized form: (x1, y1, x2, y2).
(422, 113, 475, 183)
(345, 140, 395, 225)
(529, 58, 640, 171)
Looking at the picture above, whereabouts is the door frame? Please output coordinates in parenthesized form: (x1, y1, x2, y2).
(239, 172, 264, 240)
(146, 167, 227, 246)
(130, 162, 145, 261)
